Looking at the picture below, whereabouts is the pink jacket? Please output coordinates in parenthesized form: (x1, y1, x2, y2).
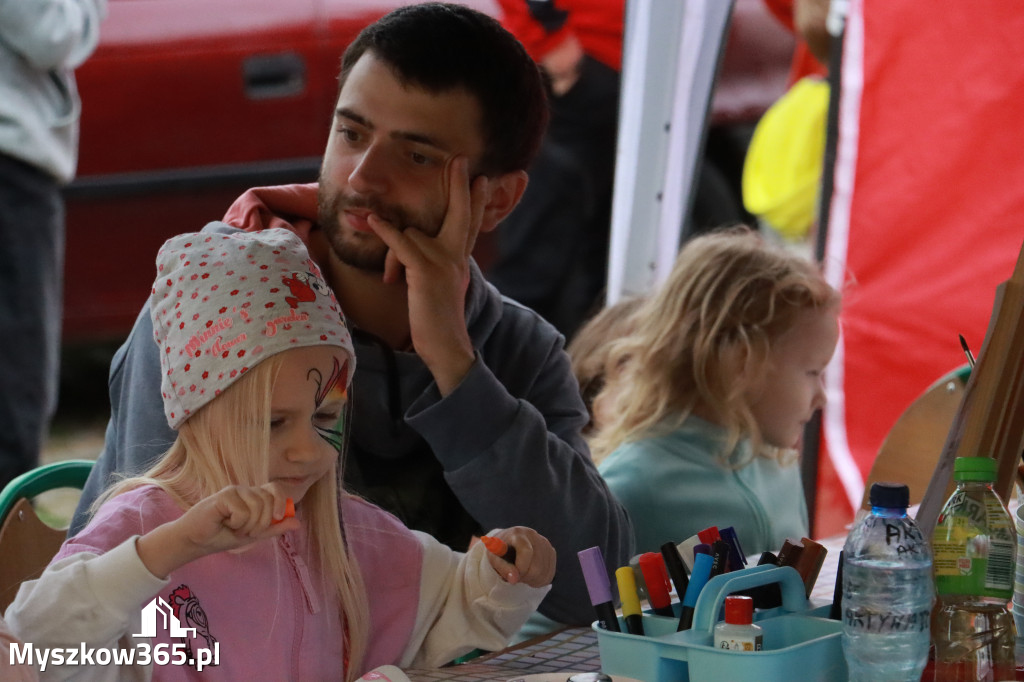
(6, 486, 547, 680)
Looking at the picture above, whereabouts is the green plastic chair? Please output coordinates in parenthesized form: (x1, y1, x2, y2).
(0, 459, 94, 612)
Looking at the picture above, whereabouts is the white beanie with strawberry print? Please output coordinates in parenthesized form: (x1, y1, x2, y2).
(150, 228, 354, 429)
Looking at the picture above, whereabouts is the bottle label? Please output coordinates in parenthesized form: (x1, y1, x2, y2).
(715, 634, 763, 651)
(933, 491, 1015, 597)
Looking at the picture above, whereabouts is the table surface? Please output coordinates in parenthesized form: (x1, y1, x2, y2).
(406, 627, 603, 681)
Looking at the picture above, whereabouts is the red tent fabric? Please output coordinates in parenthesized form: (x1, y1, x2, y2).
(816, 0, 1024, 536)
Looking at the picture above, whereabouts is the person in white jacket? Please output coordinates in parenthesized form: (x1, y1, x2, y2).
(0, 0, 106, 490)
(5, 229, 554, 681)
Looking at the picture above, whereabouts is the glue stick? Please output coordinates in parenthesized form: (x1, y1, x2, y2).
(713, 596, 763, 651)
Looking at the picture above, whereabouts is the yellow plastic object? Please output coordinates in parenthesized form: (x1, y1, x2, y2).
(742, 77, 830, 241)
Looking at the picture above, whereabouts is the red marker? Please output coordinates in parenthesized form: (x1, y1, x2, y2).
(481, 535, 517, 563)
(272, 497, 295, 525)
(637, 552, 675, 617)
(697, 526, 721, 545)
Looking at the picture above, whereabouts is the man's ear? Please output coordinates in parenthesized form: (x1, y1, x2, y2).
(480, 170, 528, 233)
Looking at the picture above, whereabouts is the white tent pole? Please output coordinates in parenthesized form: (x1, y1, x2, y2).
(606, 0, 735, 304)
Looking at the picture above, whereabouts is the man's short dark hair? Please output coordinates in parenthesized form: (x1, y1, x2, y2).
(339, 2, 548, 176)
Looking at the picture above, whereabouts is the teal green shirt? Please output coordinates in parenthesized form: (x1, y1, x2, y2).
(598, 415, 809, 557)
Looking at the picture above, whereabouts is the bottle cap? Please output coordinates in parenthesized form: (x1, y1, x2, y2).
(724, 595, 754, 625)
(868, 482, 910, 509)
(953, 456, 997, 482)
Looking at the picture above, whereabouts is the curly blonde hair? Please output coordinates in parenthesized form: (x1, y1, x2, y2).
(589, 227, 839, 465)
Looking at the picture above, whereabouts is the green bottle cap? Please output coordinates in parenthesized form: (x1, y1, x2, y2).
(953, 456, 997, 482)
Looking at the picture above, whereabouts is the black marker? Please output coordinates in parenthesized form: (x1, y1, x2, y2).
(830, 550, 844, 620)
(709, 539, 731, 578)
(660, 541, 690, 601)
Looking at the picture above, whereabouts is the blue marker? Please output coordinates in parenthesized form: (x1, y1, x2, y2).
(677, 552, 713, 631)
(719, 527, 747, 570)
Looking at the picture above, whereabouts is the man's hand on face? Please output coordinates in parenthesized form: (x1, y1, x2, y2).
(366, 156, 489, 396)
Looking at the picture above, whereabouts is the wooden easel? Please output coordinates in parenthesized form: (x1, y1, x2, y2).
(916, 240, 1024, 536)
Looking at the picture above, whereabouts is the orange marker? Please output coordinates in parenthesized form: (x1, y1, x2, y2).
(481, 535, 517, 563)
(272, 498, 295, 525)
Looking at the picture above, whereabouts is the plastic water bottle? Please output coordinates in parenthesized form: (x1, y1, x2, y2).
(931, 456, 1017, 681)
(842, 482, 934, 681)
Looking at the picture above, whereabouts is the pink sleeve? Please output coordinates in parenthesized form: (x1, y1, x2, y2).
(57, 485, 180, 561)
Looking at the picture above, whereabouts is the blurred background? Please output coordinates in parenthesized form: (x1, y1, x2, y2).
(48, 0, 793, 464)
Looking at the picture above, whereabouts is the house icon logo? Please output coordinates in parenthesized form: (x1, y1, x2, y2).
(133, 597, 196, 639)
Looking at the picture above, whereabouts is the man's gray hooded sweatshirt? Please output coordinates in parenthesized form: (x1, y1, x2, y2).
(72, 184, 634, 626)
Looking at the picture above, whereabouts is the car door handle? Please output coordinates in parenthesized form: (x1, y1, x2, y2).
(243, 52, 306, 100)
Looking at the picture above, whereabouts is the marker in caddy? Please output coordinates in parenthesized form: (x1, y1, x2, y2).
(676, 535, 703, 572)
(794, 537, 827, 597)
(737, 551, 782, 609)
(698, 526, 721, 546)
(709, 540, 732, 578)
(627, 553, 650, 601)
(615, 566, 645, 635)
(829, 550, 844, 620)
(719, 527, 747, 570)
(678, 552, 714, 631)
(638, 552, 675, 617)
(775, 538, 804, 569)
(659, 541, 690, 601)
(578, 546, 621, 632)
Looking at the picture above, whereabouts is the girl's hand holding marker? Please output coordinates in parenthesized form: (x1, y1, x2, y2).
(481, 530, 556, 587)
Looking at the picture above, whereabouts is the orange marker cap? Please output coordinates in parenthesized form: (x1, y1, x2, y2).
(272, 498, 296, 525)
(480, 535, 508, 556)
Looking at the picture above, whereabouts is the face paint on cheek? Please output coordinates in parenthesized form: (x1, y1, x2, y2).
(327, 384, 347, 403)
(311, 357, 349, 453)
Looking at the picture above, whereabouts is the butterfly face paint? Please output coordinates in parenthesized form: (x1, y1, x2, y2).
(308, 356, 349, 452)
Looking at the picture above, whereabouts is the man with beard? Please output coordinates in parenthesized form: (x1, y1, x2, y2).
(72, 3, 633, 631)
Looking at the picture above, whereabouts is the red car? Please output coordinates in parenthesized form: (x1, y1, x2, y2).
(64, 0, 793, 344)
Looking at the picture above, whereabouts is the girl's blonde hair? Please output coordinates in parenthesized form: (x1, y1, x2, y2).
(589, 226, 839, 465)
(98, 355, 370, 681)
(567, 296, 645, 435)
